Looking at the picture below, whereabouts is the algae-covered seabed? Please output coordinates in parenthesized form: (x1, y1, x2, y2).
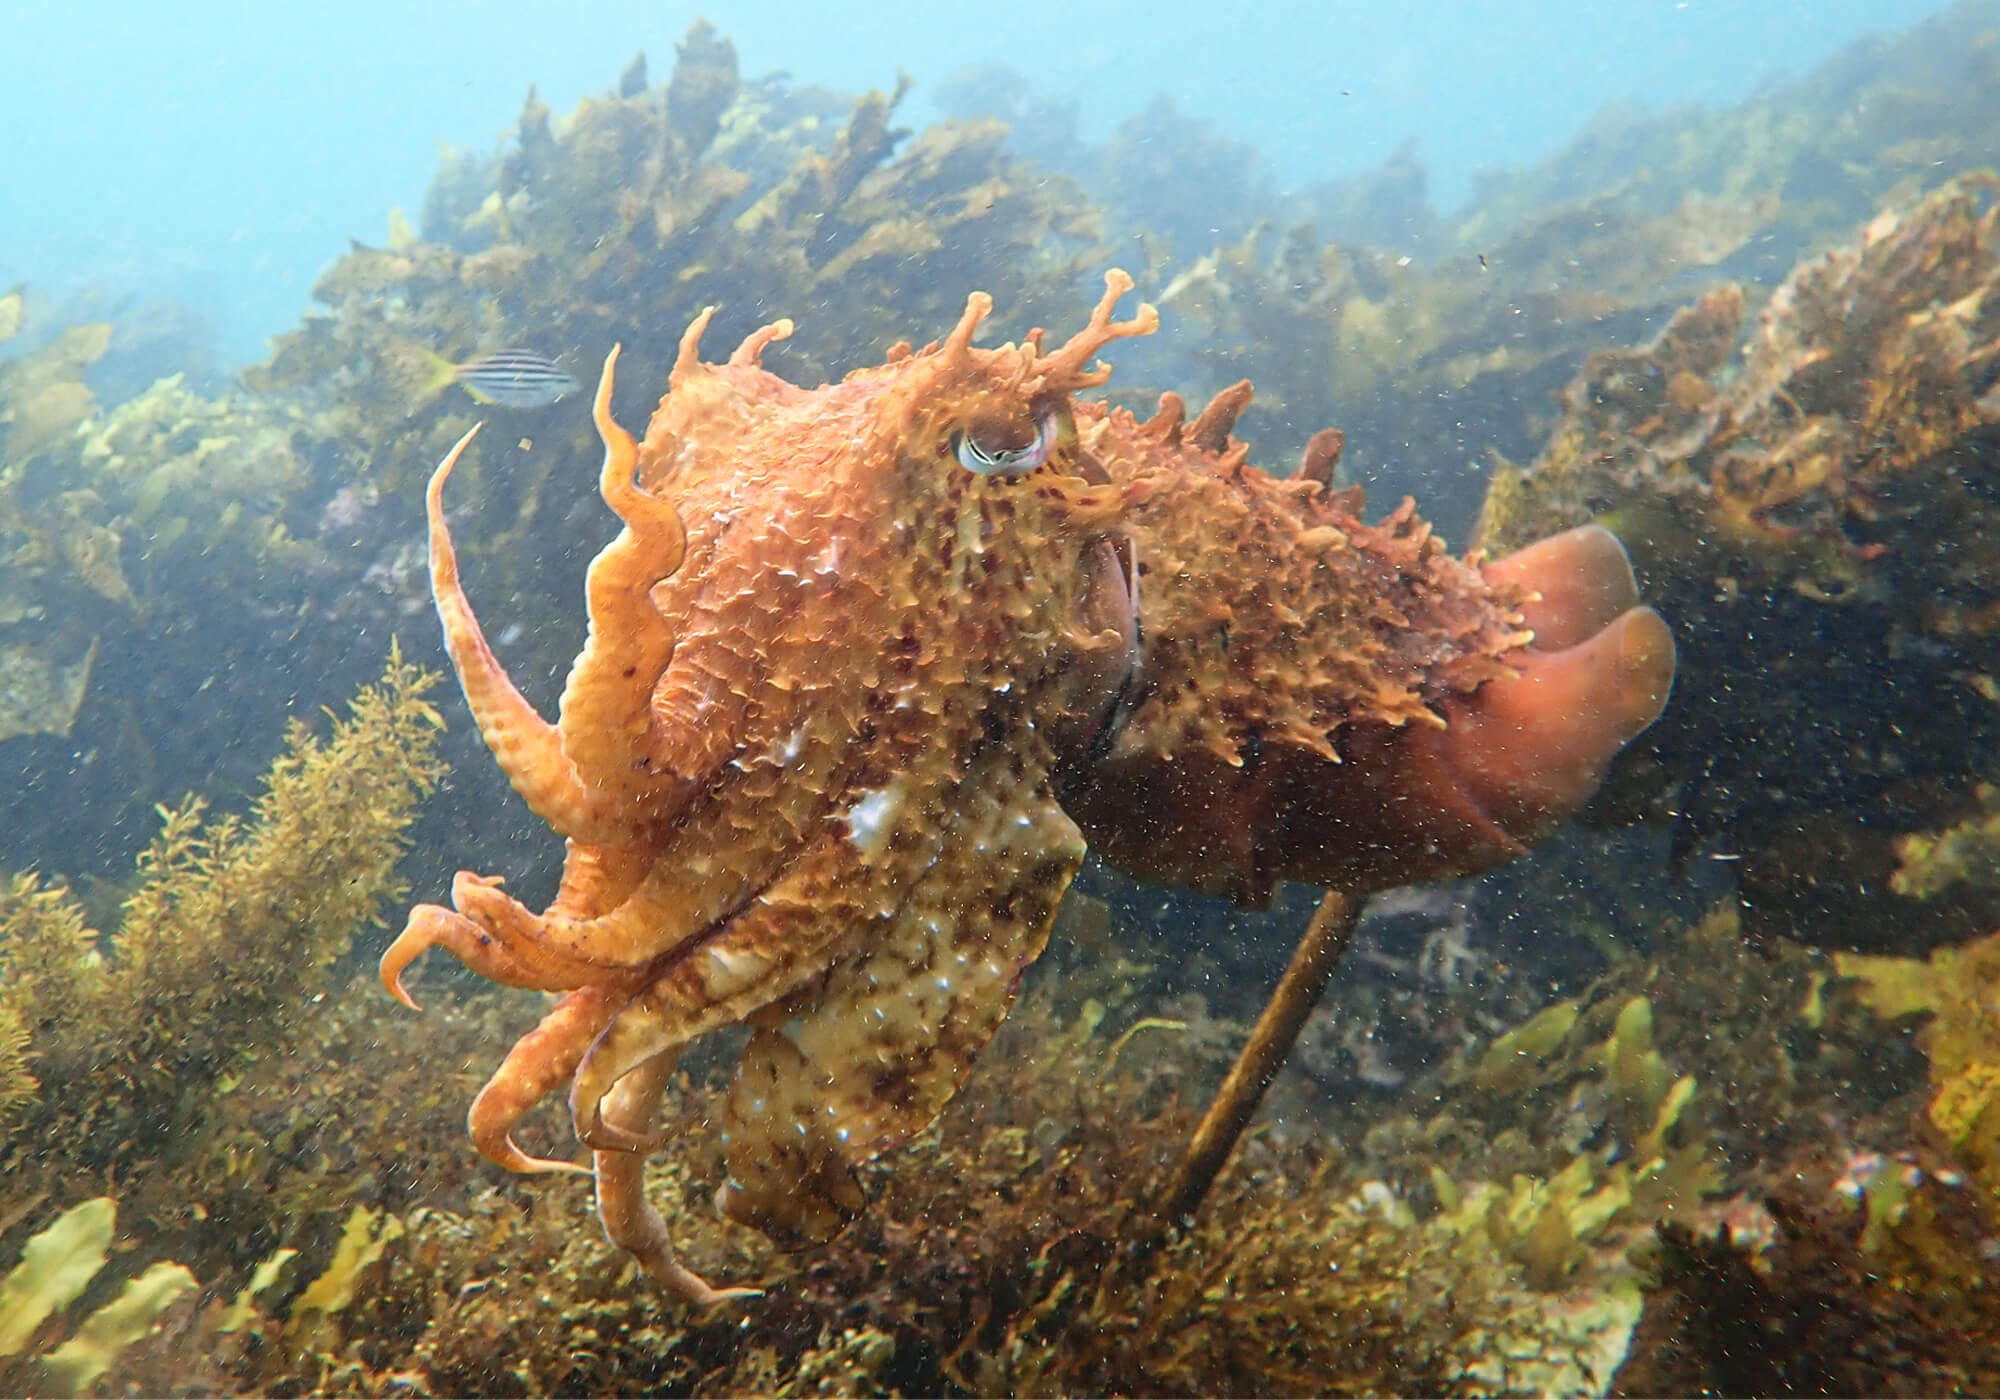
(6, 7, 2000, 1395)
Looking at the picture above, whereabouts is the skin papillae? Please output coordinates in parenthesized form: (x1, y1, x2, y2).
(382, 271, 1675, 1304)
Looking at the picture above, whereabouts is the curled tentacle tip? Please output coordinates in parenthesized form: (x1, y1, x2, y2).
(571, 1094, 667, 1154)
(505, 1146, 592, 1177)
(476, 1122, 594, 1175)
(449, 868, 506, 898)
(383, 973, 422, 1012)
(380, 917, 437, 1009)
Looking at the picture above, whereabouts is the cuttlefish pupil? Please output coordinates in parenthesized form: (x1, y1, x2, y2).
(954, 404, 1063, 476)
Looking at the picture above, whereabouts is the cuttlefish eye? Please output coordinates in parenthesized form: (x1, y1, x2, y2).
(954, 405, 1067, 477)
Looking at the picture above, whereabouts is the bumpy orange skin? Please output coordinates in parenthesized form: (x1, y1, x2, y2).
(383, 272, 1673, 1303)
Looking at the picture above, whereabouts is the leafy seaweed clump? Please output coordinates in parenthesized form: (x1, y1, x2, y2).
(0, 1196, 199, 1394)
(1838, 928, 2000, 1199)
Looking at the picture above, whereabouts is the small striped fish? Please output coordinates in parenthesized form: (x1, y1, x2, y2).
(436, 348, 581, 408)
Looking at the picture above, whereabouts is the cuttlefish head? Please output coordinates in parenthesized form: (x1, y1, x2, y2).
(618, 270, 1162, 828)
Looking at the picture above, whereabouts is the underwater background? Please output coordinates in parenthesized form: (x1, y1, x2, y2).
(6, 0, 2000, 1393)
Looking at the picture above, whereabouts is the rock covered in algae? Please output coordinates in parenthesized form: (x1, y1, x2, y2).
(1473, 175, 2000, 955)
(1613, 1162, 2000, 1397)
(1838, 926, 2000, 1202)
(1079, 5, 2000, 550)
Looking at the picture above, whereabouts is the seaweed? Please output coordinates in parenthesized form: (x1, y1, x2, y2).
(0, 647, 445, 1165)
(1838, 928, 2000, 1199)
(0, 1196, 200, 1393)
(3, 13, 2000, 1394)
(3, 23, 1115, 896)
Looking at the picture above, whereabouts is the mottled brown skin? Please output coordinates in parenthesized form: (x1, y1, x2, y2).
(382, 271, 1674, 1303)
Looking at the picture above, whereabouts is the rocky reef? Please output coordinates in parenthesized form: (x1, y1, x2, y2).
(5, 9, 2000, 1396)
(1477, 175, 2000, 957)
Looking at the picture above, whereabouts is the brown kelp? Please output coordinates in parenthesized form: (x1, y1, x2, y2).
(2, 22, 1111, 891)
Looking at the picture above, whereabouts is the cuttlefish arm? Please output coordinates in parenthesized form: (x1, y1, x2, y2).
(554, 748, 1082, 1300)
(716, 764, 1085, 1248)
(421, 349, 689, 848)
(423, 424, 596, 837)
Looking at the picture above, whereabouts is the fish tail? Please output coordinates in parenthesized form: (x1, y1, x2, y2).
(391, 341, 469, 409)
(418, 347, 463, 400)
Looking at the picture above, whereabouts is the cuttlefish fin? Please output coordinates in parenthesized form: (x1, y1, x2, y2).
(715, 775, 1085, 1248)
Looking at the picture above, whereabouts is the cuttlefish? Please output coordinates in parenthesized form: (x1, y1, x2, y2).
(383, 271, 1674, 1302)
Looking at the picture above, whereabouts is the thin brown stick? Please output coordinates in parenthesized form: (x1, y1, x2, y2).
(1153, 888, 1364, 1230)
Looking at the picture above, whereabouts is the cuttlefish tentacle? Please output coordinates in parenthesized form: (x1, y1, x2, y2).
(592, 1047, 764, 1305)
(381, 899, 571, 1009)
(718, 772, 1084, 1247)
(544, 838, 650, 917)
(466, 984, 629, 1175)
(451, 825, 775, 973)
(446, 871, 625, 985)
(553, 346, 692, 819)
(426, 425, 607, 842)
(383, 842, 652, 1003)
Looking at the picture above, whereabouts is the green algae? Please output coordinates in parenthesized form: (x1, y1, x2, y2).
(0, 1195, 198, 1392)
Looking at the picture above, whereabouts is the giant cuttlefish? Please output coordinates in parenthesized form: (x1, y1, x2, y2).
(383, 272, 1675, 1302)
